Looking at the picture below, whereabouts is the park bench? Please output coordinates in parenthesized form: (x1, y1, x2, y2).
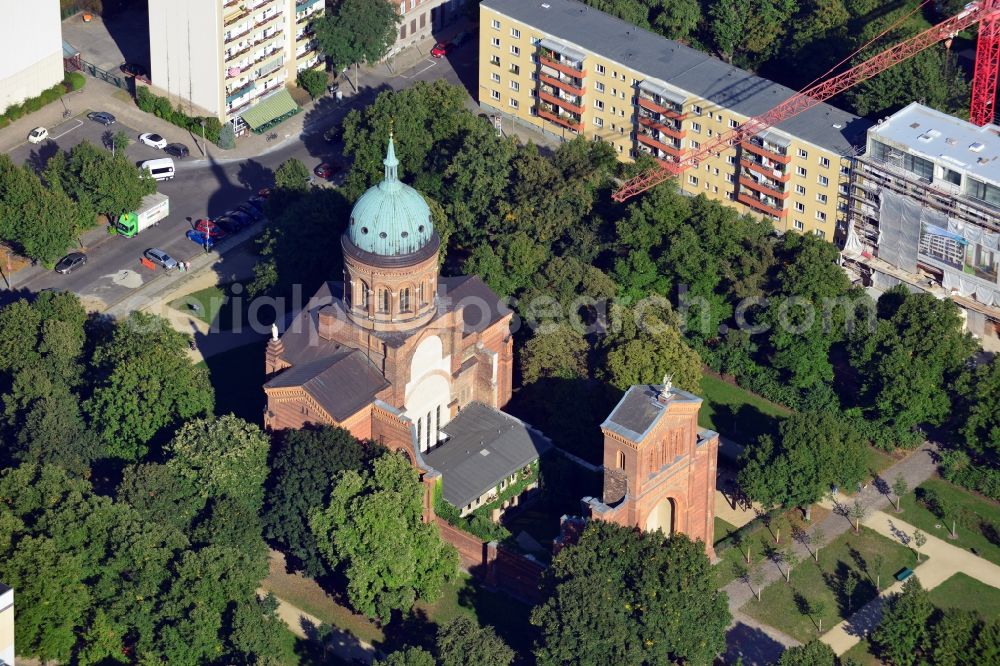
(895, 567, 914, 581)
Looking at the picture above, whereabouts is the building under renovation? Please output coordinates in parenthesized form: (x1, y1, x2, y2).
(844, 102, 1000, 351)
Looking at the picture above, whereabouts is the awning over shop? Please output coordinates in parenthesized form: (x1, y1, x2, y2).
(240, 88, 299, 132)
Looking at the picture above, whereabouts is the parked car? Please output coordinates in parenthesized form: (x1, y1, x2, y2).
(246, 196, 267, 214)
(257, 187, 272, 199)
(327, 81, 339, 94)
(139, 133, 167, 149)
(164, 143, 190, 158)
(87, 111, 116, 126)
(314, 162, 339, 180)
(143, 247, 177, 270)
(431, 42, 449, 58)
(225, 210, 254, 227)
(27, 127, 48, 144)
(55, 252, 87, 274)
(234, 203, 263, 221)
(120, 63, 147, 78)
(186, 229, 214, 250)
(193, 218, 227, 241)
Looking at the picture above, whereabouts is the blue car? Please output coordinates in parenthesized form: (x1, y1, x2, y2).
(185, 229, 214, 251)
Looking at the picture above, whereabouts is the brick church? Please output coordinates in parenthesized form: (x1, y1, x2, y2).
(261, 137, 717, 553)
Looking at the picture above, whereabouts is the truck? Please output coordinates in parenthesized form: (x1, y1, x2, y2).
(115, 193, 170, 238)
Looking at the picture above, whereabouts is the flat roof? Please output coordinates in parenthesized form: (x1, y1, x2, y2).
(868, 102, 1000, 186)
(602, 384, 702, 442)
(483, 0, 871, 154)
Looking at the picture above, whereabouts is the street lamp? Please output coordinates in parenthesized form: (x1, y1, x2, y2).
(200, 119, 207, 157)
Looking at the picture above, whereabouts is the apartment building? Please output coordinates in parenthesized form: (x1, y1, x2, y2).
(0, 583, 12, 666)
(0, 0, 63, 114)
(148, 0, 324, 131)
(844, 102, 1000, 350)
(479, 0, 871, 239)
(391, 0, 472, 57)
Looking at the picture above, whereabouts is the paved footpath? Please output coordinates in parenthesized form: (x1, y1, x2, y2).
(820, 509, 1000, 655)
(722, 442, 939, 664)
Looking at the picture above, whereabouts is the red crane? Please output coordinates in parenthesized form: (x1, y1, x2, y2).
(613, 0, 1000, 203)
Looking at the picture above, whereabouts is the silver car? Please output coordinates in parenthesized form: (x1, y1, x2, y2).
(144, 247, 178, 270)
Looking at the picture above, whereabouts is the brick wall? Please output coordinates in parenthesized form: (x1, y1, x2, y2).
(434, 517, 487, 571)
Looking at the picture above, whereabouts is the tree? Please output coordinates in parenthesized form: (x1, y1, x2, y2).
(0, 154, 81, 264)
(652, 0, 702, 41)
(520, 324, 590, 385)
(165, 415, 271, 511)
(217, 122, 236, 150)
(85, 311, 214, 460)
(872, 553, 885, 591)
(378, 646, 436, 666)
(843, 570, 859, 612)
(750, 566, 766, 600)
(118, 462, 204, 533)
(850, 499, 867, 533)
(928, 609, 980, 666)
(297, 68, 327, 99)
(892, 475, 908, 512)
(810, 598, 827, 633)
(960, 358, 1000, 457)
(738, 412, 866, 519)
(273, 157, 312, 192)
(436, 616, 514, 666)
(51, 140, 156, 219)
(600, 309, 703, 392)
(313, 0, 400, 70)
(913, 529, 926, 562)
(309, 452, 459, 620)
(112, 130, 130, 154)
(709, 0, 750, 62)
(263, 426, 384, 576)
(778, 639, 837, 665)
(531, 521, 729, 665)
(811, 527, 825, 563)
(847, 47, 969, 118)
(871, 577, 933, 665)
(781, 545, 800, 583)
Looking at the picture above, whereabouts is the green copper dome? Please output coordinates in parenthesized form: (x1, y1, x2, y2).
(347, 136, 434, 256)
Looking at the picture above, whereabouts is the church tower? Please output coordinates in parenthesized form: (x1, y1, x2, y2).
(342, 135, 440, 334)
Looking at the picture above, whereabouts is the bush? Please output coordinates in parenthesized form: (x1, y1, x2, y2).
(5, 104, 24, 121)
(217, 123, 236, 150)
(133, 86, 224, 146)
(939, 449, 1000, 501)
(297, 69, 327, 99)
(66, 71, 86, 91)
(24, 97, 43, 113)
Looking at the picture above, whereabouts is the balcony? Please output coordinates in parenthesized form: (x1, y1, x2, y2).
(636, 143, 681, 166)
(537, 88, 584, 115)
(538, 48, 585, 78)
(538, 69, 585, 97)
(636, 94, 685, 120)
(536, 105, 581, 132)
(738, 189, 787, 218)
(636, 130, 682, 157)
(741, 156, 790, 182)
(637, 113, 685, 140)
(741, 137, 791, 165)
(224, 7, 250, 27)
(739, 173, 788, 200)
(256, 11, 283, 31)
(226, 80, 256, 105)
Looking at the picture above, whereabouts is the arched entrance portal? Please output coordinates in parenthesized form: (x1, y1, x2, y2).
(646, 498, 675, 535)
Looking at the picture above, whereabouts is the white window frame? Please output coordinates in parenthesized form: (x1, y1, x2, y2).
(510, 45, 520, 56)
(490, 90, 501, 101)
(491, 18, 501, 29)
(596, 63, 606, 74)
(491, 72, 500, 83)
(511, 28, 520, 38)
(595, 81, 605, 92)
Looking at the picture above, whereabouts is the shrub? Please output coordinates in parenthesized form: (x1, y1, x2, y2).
(133, 86, 225, 146)
(25, 97, 43, 113)
(217, 122, 236, 150)
(66, 71, 86, 91)
(939, 449, 1000, 501)
(297, 69, 327, 99)
(5, 104, 24, 121)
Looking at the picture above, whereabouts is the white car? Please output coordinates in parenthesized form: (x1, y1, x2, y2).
(139, 132, 167, 149)
(27, 127, 49, 144)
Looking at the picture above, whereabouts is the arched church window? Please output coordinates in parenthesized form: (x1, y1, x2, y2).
(616, 450, 626, 470)
(360, 281, 369, 309)
(417, 282, 425, 305)
(378, 288, 390, 313)
(400, 288, 411, 312)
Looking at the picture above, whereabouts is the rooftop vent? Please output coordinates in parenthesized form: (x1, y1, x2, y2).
(946, 137, 957, 145)
(541, 2, 550, 7)
(479, 449, 490, 457)
(832, 123, 843, 129)
(969, 142, 986, 152)
(910, 122, 921, 129)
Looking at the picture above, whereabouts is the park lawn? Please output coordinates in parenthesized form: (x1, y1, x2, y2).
(862, 447, 897, 478)
(928, 572, 1000, 619)
(170, 284, 227, 326)
(741, 526, 919, 643)
(840, 638, 884, 666)
(698, 374, 790, 445)
(713, 509, 821, 588)
(715, 517, 738, 544)
(897, 477, 1000, 567)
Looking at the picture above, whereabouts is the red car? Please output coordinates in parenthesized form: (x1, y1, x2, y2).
(431, 42, 449, 58)
(193, 218, 227, 240)
(257, 187, 272, 199)
(314, 162, 341, 180)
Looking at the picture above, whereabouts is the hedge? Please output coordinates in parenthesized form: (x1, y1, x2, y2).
(0, 75, 83, 126)
(135, 86, 223, 146)
(432, 461, 542, 544)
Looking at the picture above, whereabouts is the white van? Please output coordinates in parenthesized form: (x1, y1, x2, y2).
(141, 158, 175, 181)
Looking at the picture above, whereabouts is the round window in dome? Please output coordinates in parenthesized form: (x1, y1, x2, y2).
(401, 231, 409, 238)
(379, 232, 387, 239)
(361, 227, 369, 234)
(418, 225, 425, 233)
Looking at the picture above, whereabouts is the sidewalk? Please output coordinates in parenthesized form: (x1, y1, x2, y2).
(820, 509, 1000, 655)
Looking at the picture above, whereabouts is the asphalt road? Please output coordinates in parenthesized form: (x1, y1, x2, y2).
(4, 43, 477, 310)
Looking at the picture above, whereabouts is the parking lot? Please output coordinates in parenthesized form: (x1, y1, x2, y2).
(62, 7, 150, 74)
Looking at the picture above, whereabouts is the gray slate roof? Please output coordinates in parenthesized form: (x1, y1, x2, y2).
(424, 402, 552, 508)
(484, 0, 872, 154)
(602, 384, 702, 442)
(264, 349, 389, 421)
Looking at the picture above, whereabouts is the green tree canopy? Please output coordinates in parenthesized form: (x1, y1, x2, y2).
(436, 616, 515, 666)
(531, 521, 729, 665)
(778, 639, 838, 665)
(309, 452, 459, 620)
(520, 324, 590, 386)
(871, 577, 933, 665)
(313, 0, 400, 70)
(264, 426, 385, 576)
(0, 154, 81, 264)
(600, 308, 703, 392)
(49, 140, 156, 219)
